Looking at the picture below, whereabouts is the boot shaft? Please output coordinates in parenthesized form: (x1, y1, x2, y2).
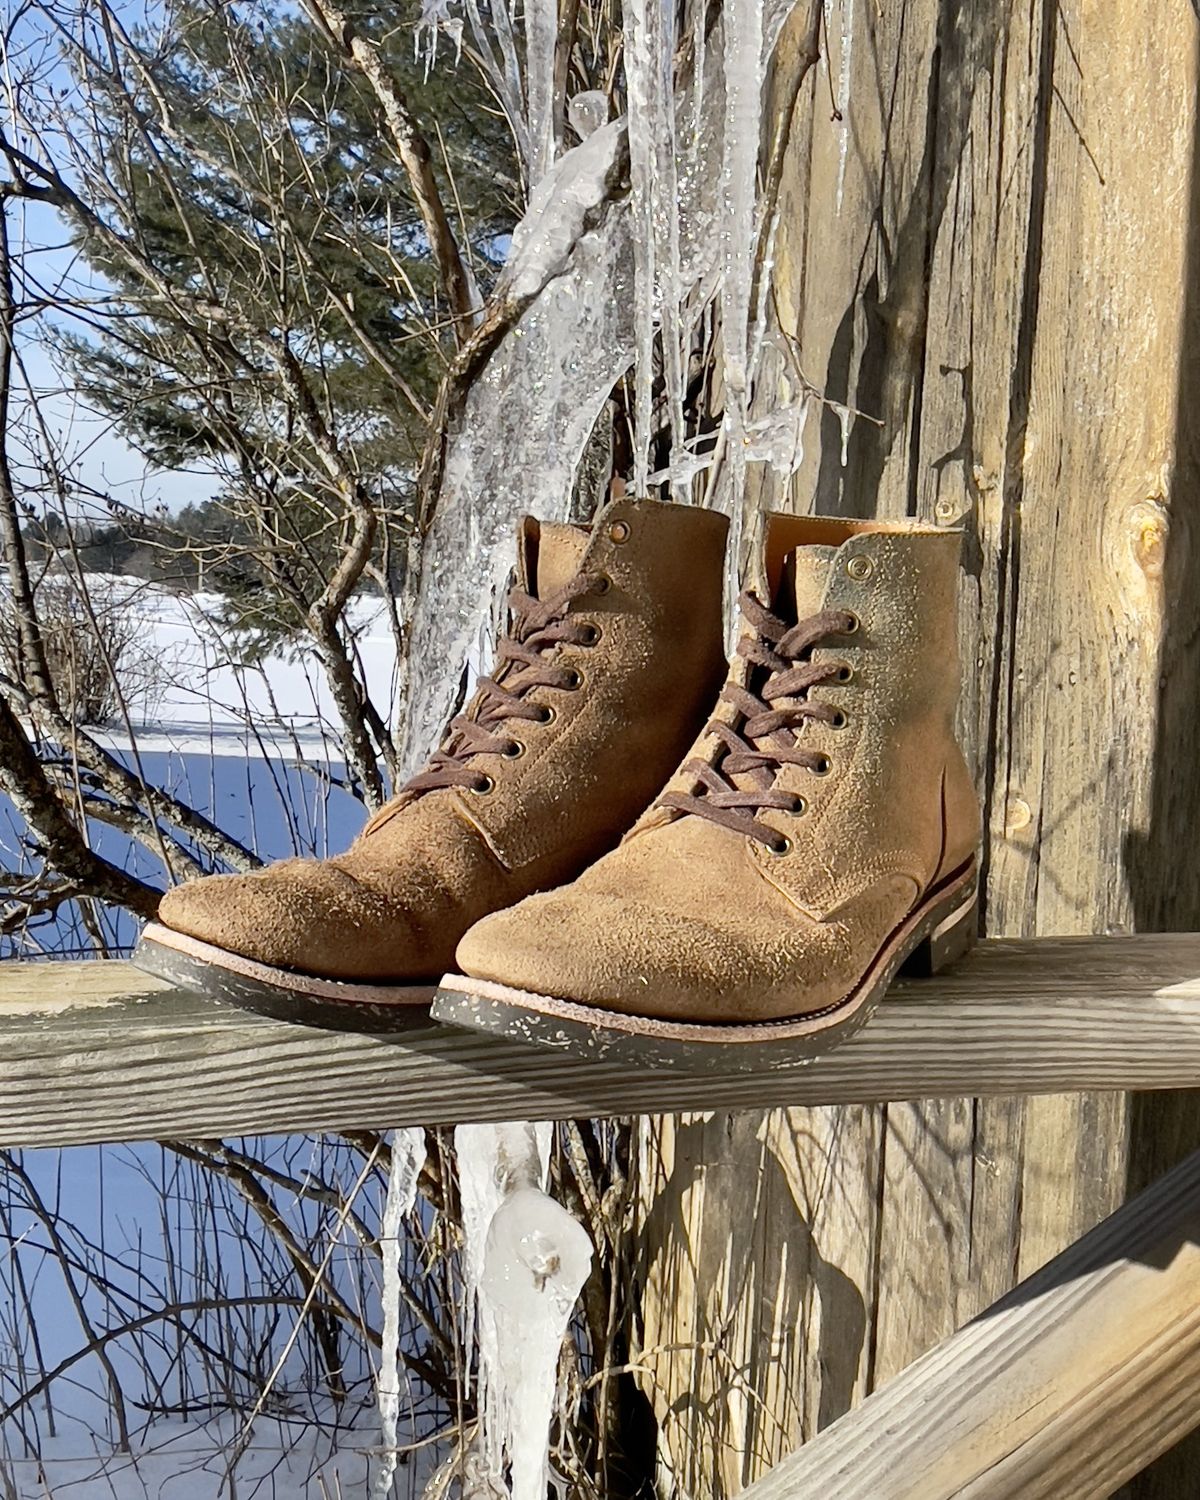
(376, 496, 731, 879)
(748, 513, 978, 912)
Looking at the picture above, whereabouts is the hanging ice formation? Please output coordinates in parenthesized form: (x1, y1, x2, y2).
(373, 1127, 428, 1500)
(399, 0, 827, 767)
(524, 0, 560, 184)
(834, 2, 854, 211)
(454, 1124, 592, 1500)
(622, 0, 686, 497)
(415, 0, 464, 79)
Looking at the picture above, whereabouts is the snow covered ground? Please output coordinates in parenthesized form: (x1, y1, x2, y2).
(0, 581, 398, 957)
(86, 580, 400, 759)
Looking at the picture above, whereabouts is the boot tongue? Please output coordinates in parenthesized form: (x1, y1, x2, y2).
(773, 543, 837, 623)
(534, 523, 591, 598)
(718, 542, 838, 797)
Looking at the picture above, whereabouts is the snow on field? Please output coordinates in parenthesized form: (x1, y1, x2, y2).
(86, 579, 400, 759)
(0, 580, 397, 954)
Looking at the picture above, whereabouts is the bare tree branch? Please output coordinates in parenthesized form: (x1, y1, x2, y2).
(302, 0, 476, 340)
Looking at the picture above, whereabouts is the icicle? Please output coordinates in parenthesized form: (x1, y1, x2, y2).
(717, 0, 765, 625)
(525, 0, 559, 185)
(834, 399, 852, 467)
(464, 0, 529, 167)
(689, 0, 706, 161)
(415, 0, 463, 80)
(817, 0, 852, 212)
(456, 1122, 574, 1500)
(835, 1, 854, 213)
(373, 1127, 428, 1500)
(719, 0, 764, 413)
(622, 0, 659, 497)
(454, 1123, 552, 1370)
(479, 1187, 592, 1500)
(623, 0, 687, 498)
(652, 4, 686, 503)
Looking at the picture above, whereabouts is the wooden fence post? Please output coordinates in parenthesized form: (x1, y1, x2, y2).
(635, 4, 1200, 1495)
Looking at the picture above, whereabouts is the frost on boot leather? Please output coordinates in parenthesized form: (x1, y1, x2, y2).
(437, 513, 982, 1070)
(135, 498, 729, 1025)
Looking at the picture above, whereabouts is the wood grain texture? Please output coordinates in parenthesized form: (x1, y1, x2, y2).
(741, 1146, 1200, 1500)
(2, 937, 1200, 1145)
(640, 3, 1200, 1493)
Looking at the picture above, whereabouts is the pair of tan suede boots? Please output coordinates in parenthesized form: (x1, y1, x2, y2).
(136, 498, 980, 1073)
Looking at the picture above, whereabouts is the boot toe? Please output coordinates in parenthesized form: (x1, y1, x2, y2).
(155, 861, 423, 981)
(456, 888, 766, 1023)
(455, 871, 883, 1025)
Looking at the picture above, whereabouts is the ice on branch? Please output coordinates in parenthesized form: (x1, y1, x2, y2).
(499, 119, 628, 303)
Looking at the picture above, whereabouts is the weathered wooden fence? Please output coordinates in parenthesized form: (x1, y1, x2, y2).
(632, 2, 1200, 1496)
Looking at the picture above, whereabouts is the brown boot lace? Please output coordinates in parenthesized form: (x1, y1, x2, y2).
(391, 570, 605, 806)
(658, 593, 856, 853)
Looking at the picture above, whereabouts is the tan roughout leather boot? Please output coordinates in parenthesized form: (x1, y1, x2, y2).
(134, 497, 730, 1026)
(434, 513, 982, 1071)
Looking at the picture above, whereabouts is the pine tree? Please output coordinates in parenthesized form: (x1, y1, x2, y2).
(54, 0, 519, 647)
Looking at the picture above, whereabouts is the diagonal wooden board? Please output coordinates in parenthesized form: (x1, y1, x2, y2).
(740, 1145, 1200, 1500)
(2, 933, 1200, 1146)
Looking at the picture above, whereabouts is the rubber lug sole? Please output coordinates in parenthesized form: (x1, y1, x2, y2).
(431, 861, 979, 1073)
(133, 923, 437, 1035)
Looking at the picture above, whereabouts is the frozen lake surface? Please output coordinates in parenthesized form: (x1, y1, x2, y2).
(0, 586, 414, 1498)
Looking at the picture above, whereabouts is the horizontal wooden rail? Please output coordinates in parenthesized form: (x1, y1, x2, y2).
(742, 1144, 1200, 1500)
(2, 933, 1200, 1145)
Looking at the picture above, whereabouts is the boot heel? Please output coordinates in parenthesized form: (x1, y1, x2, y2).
(903, 893, 978, 979)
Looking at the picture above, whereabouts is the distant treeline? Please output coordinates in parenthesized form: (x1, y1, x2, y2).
(24, 500, 404, 599)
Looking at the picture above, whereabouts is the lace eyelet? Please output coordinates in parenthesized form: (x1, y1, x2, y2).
(502, 739, 525, 759)
(830, 710, 849, 730)
(578, 623, 601, 646)
(836, 663, 854, 683)
(609, 521, 631, 544)
(846, 556, 874, 582)
(535, 704, 557, 726)
(840, 611, 861, 635)
(471, 774, 495, 795)
(811, 755, 833, 777)
(562, 667, 583, 690)
(789, 796, 807, 816)
(593, 575, 612, 595)
(765, 834, 792, 857)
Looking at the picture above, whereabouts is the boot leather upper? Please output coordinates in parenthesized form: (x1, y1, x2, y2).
(456, 515, 982, 1024)
(155, 498, 730, 981)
